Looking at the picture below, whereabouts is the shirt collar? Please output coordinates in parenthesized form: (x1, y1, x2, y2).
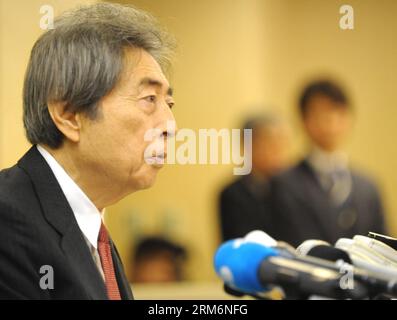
(37, 145, 102, 249)
(307, 146, 349, 174)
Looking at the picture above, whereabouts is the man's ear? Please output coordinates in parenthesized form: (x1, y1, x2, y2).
(47, 102, 81, 143)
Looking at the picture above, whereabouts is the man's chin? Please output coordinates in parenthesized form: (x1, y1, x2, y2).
(137, 170, 159, 190)
(126, 164, 162, 193)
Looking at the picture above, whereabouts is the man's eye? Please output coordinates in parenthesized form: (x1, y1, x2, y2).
(144, 95, 156, 103)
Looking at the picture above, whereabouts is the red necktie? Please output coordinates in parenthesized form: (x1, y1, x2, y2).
(98, 222, 121, 300)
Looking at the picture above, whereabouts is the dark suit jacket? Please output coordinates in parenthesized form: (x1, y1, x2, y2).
(219, 176, 277, 242)
(271, 160, 387, 247)
(0, 147, 133, 300)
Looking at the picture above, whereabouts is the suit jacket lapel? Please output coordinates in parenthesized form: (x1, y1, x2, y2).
(110, 240, 134, 300)
(18, 146, 108, 300)
(61, 228, 108, 299)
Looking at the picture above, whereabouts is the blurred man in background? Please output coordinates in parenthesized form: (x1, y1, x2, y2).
(271, 80, 387, 247)
(131, 237, 187, 283)
(219, 114, 289, 241)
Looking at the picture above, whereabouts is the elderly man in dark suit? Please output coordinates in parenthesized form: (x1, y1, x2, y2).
(271, 80, 387, 247)
(0, 3, 176, 299)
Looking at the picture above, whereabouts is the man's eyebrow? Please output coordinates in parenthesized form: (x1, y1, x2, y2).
(139, 77, 173, 96)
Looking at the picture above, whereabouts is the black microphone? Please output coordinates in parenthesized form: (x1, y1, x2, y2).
(306, 245, 352, 264)
(258, 256, 368, 300)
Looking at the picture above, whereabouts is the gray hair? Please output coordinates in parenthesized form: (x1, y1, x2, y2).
(23, 3, 175, 148)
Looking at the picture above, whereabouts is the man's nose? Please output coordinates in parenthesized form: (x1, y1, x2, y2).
(159, 104, 177, 138)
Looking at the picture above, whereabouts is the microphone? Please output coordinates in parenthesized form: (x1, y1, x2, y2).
(305, 245, 352, 264)
(335, 238, 397, 269)
(216, 230, 292, 298)
(296, 240, 331, 256)
(243, 230, 278, 247)
(297, 240, 352, 264)
(353, 235, 397, 264)
(214, 239, 368, 299)
(243, 230, 297, 258)
(333, 238, 397, 280)
(297, 239, 397, 298)
(368, 232, 397, 251)
(217, 231, 397, 299)
(246, 231, 397, 287)
(214, 239, 278, 294)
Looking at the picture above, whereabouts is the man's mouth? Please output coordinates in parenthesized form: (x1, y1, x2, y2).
(145, 152, 167, 166)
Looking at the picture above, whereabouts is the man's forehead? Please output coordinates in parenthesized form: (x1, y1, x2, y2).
(121, 67, 171, 96)
(123, 48, 170, 87)
(139, 75, 169, 88)
(134, 74, 172, 95)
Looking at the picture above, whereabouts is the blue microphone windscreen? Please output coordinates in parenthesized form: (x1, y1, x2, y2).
(214, 240, 278, 293)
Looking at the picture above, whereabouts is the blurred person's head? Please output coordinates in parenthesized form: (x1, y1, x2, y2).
(23, 3, 176, 209)
(243, 114, 289, 177)
(299, 80, 352, 152)
(131, 237, 187, 283)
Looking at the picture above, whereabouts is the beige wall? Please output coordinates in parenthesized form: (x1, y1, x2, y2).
(0, 0, 94, 167)
(1, 0, 396, 283)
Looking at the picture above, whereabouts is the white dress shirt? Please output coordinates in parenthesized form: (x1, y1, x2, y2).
(37, 145, 105, 280)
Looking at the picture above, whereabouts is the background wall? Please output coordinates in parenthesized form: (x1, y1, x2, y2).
(1, 0, 396, 284)
(0, 0, 94, 167)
